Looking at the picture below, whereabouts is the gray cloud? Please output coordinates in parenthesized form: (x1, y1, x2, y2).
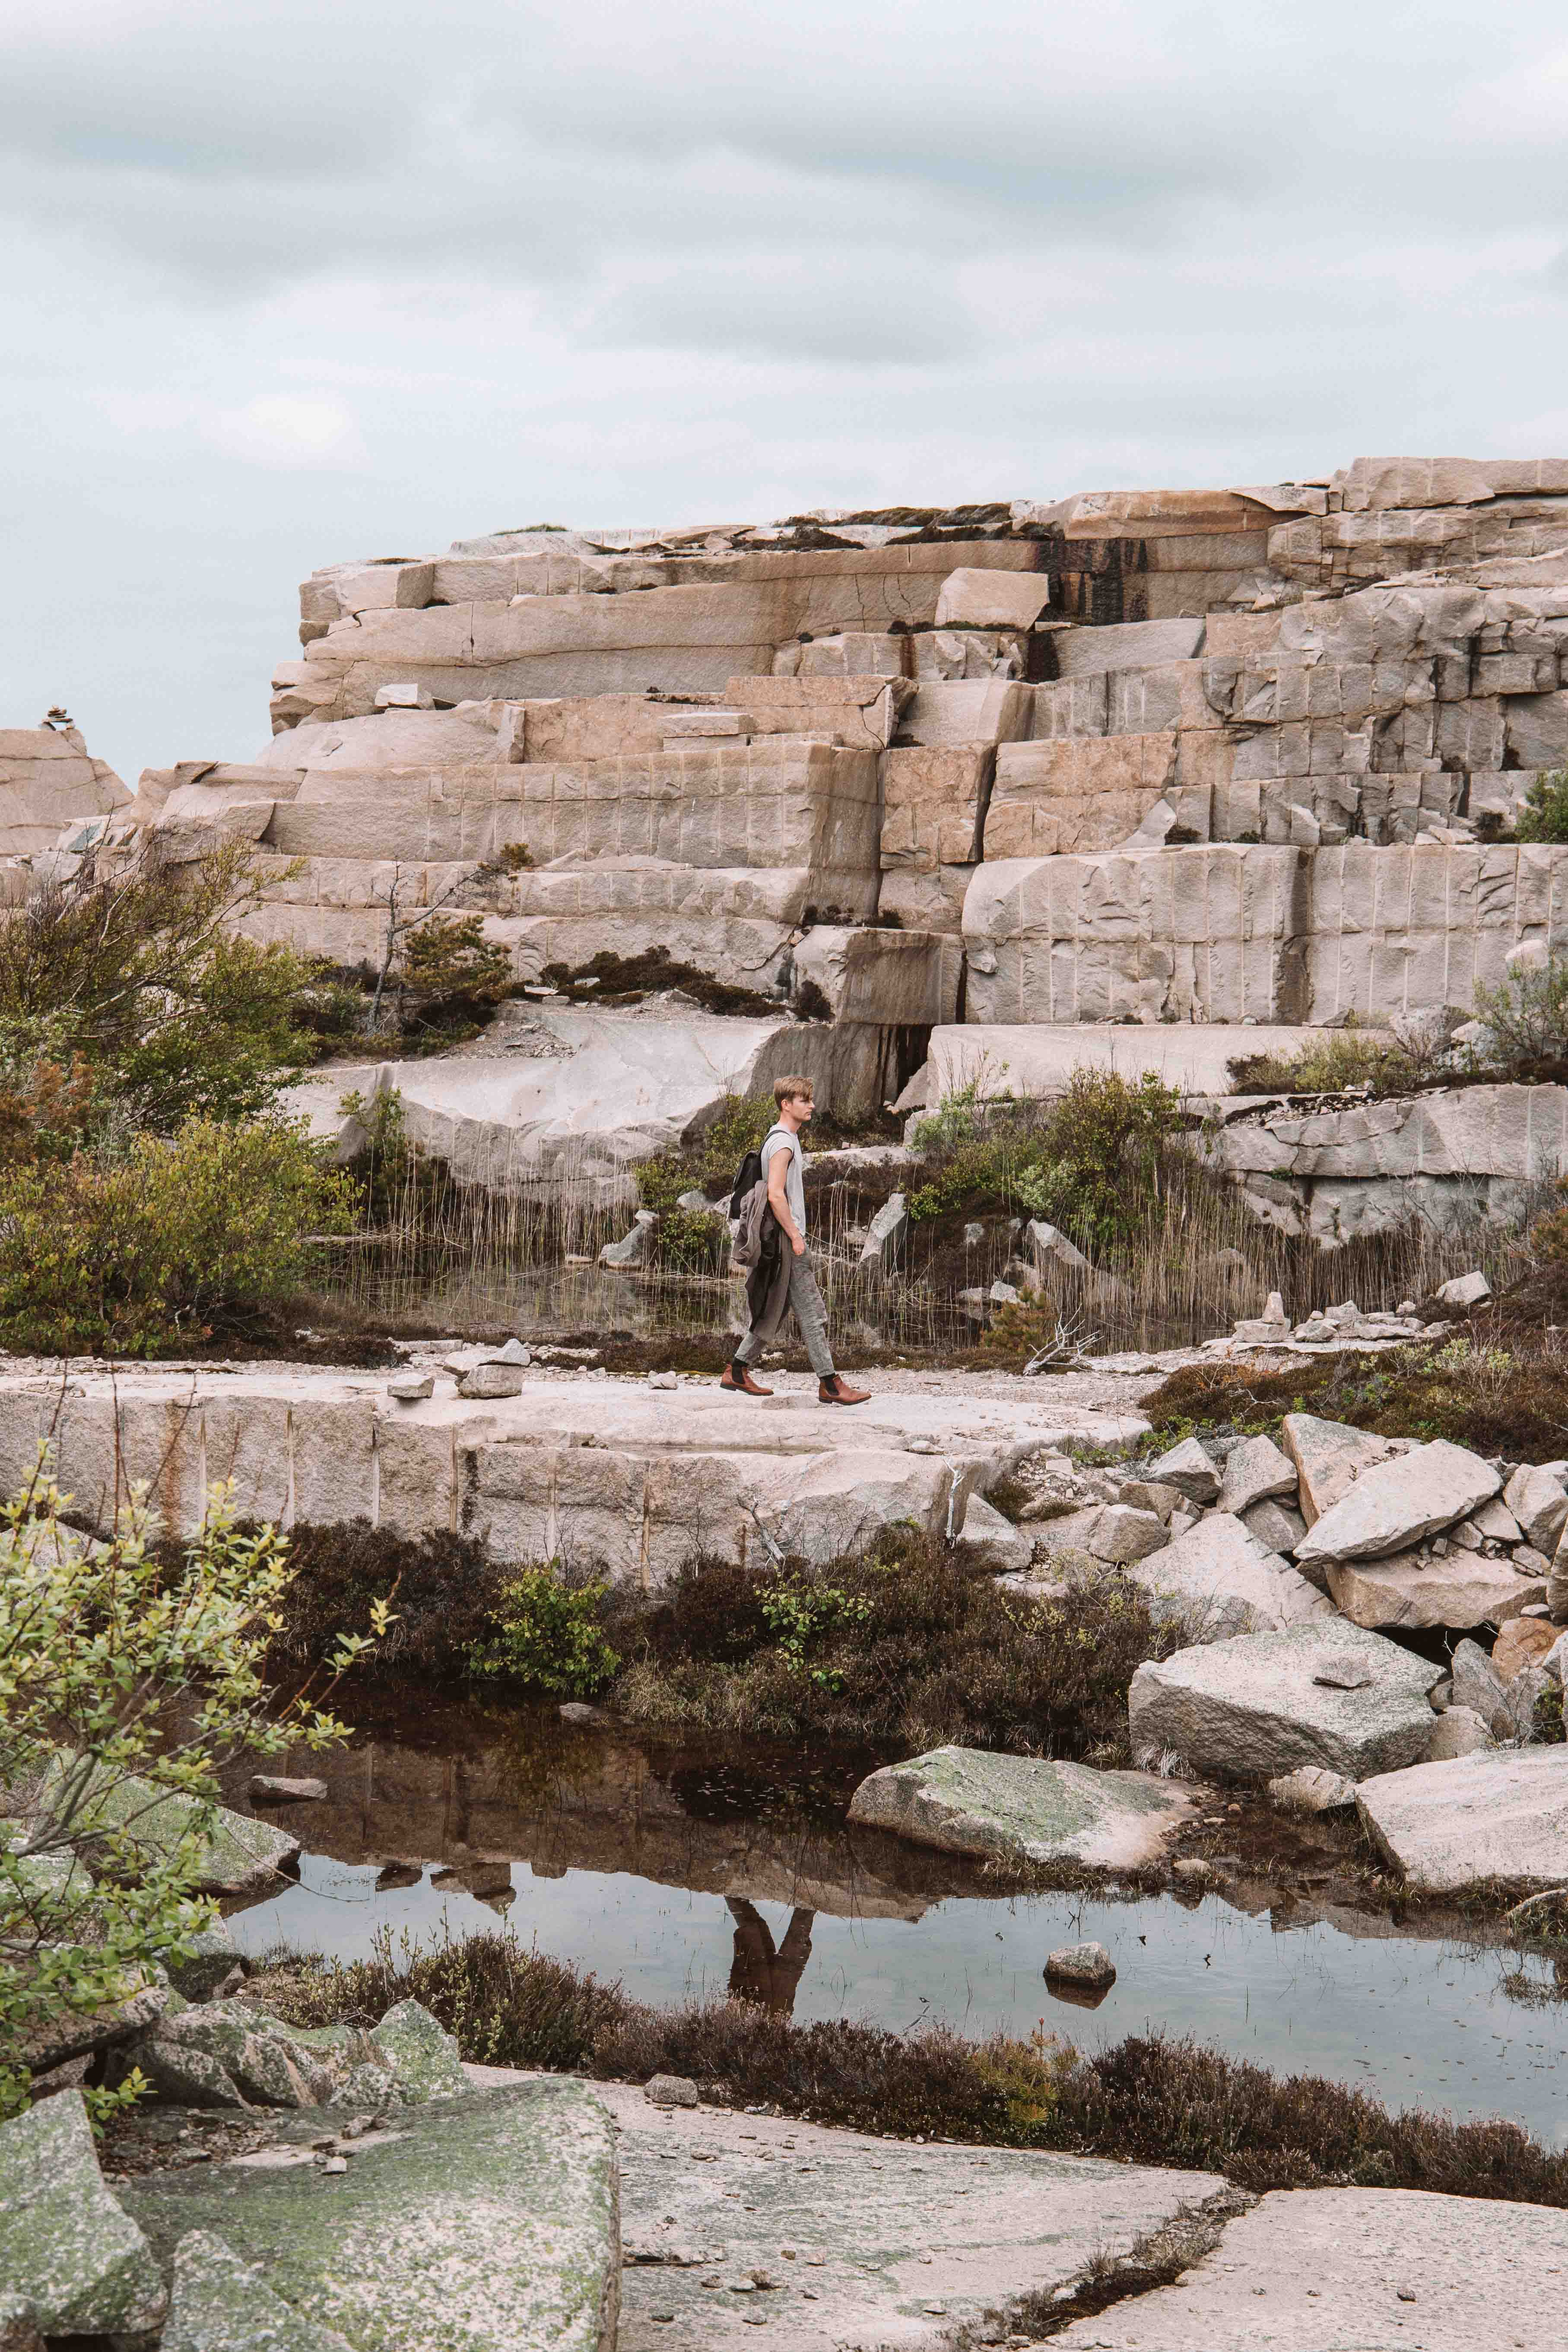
(4, 0, 1568, 780)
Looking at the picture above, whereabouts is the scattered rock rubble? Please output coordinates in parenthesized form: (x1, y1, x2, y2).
(858, 1392, 1568, 1893)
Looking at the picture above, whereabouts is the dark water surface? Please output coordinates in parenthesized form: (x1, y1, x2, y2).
(225, 1692, 1568, 2146)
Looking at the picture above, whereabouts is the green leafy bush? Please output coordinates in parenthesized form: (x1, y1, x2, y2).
(0, 1115, 354, 1355)
(759, 1578, 872, 1689)
(396, 912, 512, 1045)
(1473, 951, 1568, 1075)
(0, 839, 317, 1133)
(908, 1070, 1181, 1253)
(466, 1565, 620, 1696)
(0, 1466, 384, 2117)
(1513, 767, 1568, 845)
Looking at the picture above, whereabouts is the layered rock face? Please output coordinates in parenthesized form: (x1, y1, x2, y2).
(98, 459, 1568, 1161)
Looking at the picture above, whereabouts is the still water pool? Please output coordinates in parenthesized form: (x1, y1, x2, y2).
(225, 1695, 1568, 2145)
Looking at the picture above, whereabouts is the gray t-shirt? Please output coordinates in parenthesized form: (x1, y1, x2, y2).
(761, 1124, 806, 1238)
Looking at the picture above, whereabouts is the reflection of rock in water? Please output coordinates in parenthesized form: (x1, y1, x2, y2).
(432, 1862, 515, 1913)
(223, 1700, 997, 1924)
(375, 1860, 424, 1892)
(726, 1900, 816, 2013)
(1044, 1975, 1114, 2012)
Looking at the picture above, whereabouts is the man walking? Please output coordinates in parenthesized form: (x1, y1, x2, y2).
(722, 1075, 870, 1404)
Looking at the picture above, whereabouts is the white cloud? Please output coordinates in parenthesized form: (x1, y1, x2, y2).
(204, 396, 364, 467)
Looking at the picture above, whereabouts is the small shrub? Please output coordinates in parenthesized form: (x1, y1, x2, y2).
(1, 1467, 382, 2117)
(1534, 1683, 1566, 1744)
(1227, 1016, 1445, 1099)
(909, 1070, 1181, 1254)
(1513, 767, 1568, 846)
(979, 1298, 1060, 1362)
(466, 1565, 620, 1696)
(267, 1520, 509, 1679)
(0, 1114, 355, 1355)
(758, 1578, 872, 1688)
(394, 913, 512, 1046)
(541, 947, 779, 1017)
(606, 1529, 1173, 1753)
(1139, 1342, 1568, 1461)
(792, 978, 834, 1023)
(494, 841, 535, 873)
(1473, 950, 1568, 1078)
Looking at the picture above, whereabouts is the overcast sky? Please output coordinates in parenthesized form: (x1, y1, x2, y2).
(6, 0, 1568, 783)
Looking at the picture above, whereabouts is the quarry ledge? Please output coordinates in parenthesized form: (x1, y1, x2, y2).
(0, 1362, 1150, 1581)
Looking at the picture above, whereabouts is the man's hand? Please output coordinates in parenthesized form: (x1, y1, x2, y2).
(790, 1231, 806, 1257)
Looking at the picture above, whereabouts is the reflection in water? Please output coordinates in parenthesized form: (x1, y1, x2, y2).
(727, 1899, 816, 2012)
(1044, 1974, 1113, 2013)
(223, 1689, 1568, 2143)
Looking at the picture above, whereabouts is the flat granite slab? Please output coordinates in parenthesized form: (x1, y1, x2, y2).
(0, 1364, 1148, 1580)
(120, 2081, 619, 2352)
(1355, 1746, 1568, 1893)
(1127, 1621, 1442, 1784)
(467, 2066, 1224, 2352)
(1049, 2184, 1568, 2350)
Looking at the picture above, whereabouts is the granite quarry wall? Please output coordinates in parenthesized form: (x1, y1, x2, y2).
(11, 455, 1568, 1221)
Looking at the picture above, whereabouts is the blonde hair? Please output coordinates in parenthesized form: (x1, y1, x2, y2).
(773, 1074, 814, 1108)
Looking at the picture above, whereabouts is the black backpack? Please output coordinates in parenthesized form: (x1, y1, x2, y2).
(728, 1147, 763, 1220)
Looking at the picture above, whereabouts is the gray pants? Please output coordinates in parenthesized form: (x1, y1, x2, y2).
(736, 1250, 835, 1378)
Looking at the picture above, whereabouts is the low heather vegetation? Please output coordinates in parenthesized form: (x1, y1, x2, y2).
(1141, 1333, 1568, 1462)
(257, 1931, 1568, 2208)
(266, 1521, 1171, 1756)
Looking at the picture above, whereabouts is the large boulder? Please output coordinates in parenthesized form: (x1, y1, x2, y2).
(1294, 1440, 1500, 1571)
(1215, 1435, 1298, 1517)
(1324, 1550, 1536, 1631)
(1124, 1512, 1334, 1642)
(369, 1999, 469, 2102)
(955, 1492, 1033, 1575)
(121, 2081, 620, 2352)
(1279, 1413, 1391, 1524)
(38, 1756, 298, 1896)
(1127, 1621, 1442, 1783)
(112, 1997, 463, 2113)
(1036, 1503, 1168, 1566)
(1502, 1463, 1568, 1556)
(1355, 1748, 1568, 1892)
(1143, 1438, 1221, 1504)
(845, 1746, 1198, 1868)
(0, 2090, 167, 2339)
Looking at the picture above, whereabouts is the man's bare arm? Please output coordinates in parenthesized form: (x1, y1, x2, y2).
(766, 1149, 805, 1254)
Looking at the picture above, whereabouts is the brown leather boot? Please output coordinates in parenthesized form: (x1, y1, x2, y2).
(721, 1362, 772, 1397)
(818, 1373, 870, 1406)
